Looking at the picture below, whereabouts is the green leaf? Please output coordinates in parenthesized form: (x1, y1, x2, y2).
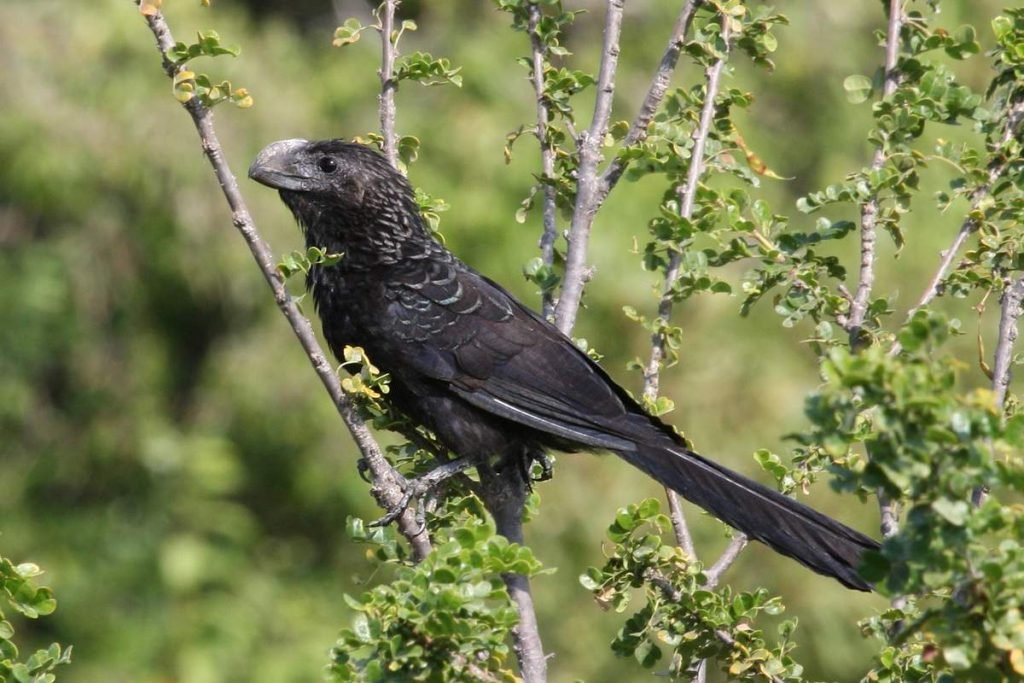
(397, 136, 420, 165)
(1004, 414, 1024, 448)
(932, 498, 969, 526)
(943, 644, 972, 670)
(843, 74, 873, 103)
(992, 15, 1013, 41)
(333, 18, 366, 47)
(394, 52, 463, 88)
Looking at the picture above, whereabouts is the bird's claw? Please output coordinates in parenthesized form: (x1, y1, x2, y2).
(369, 456, 475, 529)
(370, 480, 421, 528)
(529, 451, 554, 483)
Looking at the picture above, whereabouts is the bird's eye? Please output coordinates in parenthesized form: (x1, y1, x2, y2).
(318, 157, 338, 173)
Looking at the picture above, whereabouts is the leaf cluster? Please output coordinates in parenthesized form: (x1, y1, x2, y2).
(167, 30, 252, 109)
(580, 499, 803, 680)
(0, 557, 70, 683)
(327, 498, 544, 682)
(802, 310, 1024, 679)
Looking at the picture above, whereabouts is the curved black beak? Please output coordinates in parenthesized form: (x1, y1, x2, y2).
(248, 138, 311, 191)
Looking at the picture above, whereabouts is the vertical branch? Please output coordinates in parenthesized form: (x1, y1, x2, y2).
(553, 0, 625, 335)
(597, 0, 702, 202)
(665, 488, 695, 558)
(136, 4, 431, 561)
(843, 0, 903, 543)
(991, 277, 1024, 409)
(691, 660, 707, 683)
(548, 0, 702, 333)
(527, 2, 559, 318)
(976, 276, 1024, 507)
(641, 13, 733, 560)
(476, 464, 547, 683)
(378, 0, 399, 168)
(847, 0, 903, 345)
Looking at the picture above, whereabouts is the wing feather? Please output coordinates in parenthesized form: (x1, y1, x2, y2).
(382, 261, 647, 449)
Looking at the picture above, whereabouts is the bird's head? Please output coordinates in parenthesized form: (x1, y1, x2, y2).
(248, 138, 403, 206)
(249, 138, 428, 261)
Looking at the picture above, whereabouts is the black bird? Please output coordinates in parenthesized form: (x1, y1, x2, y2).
(249, 138, 880, 590)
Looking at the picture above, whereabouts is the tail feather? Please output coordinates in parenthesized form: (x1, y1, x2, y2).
(615, 442, 879, 591)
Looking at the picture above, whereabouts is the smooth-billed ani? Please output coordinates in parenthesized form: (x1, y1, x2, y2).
(249, 138, 880, 591)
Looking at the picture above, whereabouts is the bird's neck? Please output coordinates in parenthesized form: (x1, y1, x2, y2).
(288, 190, 438, 270)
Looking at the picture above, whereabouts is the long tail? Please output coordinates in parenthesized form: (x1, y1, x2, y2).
(614, 442, 879, 591)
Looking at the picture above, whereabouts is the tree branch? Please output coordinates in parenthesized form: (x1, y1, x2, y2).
(527, 2, 560, 319)
(642, 568, 784, 683)
(976, 276, 1024, 507)
(847, 0, 903, 346)
(378, 0, 399, 168)
(991, 277, 1024, 409)
(704, 534, 748, 589)
(665, 488, 695, 558)
(476, 464, 547, 683)
(136, 3, 431, 561)
(640, 9, 734, 571)
(597, 0, 702, 204)
(847, 0, 904, 544)
(553, 0, 625, 334)
(888, 96, 1024, 358)
(553, 0, 705, 333)
(641, 13, 729, 405)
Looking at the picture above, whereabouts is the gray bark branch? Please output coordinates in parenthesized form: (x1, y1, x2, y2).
(137, 3, 431, 561)
(597, 0, 702, 204)
(378, 0, 399, 169)
(553, 0, 625, 334)
(527, 2, 560, 319)
(640, 11, 740, 576)
(847, 0, 902, 346)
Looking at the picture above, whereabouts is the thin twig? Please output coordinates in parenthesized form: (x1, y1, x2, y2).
(705, 534, 748, 588)
(378, 0, 399, 168)
(527, 2, 559, 319)
(888, 96, 1024, 358)
(498, 9, 557, 665)
(137, 3, 431, 561)
(643, 568, 785, 683)
(665, 489, 695, 558)
(641, 14, 729, 404)
(849, 0, 903, 546)
(451, 653, 506, 683)
(847, 0, 903, 346)
(553, 0, 625, 334)
(597, 0, 703, 205)
(640, 10, 731, 564)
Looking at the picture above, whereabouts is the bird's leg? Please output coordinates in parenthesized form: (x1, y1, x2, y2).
(369, 455, 476, 528)
(505, 446, 553, 488)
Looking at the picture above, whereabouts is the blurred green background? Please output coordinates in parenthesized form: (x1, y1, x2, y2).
(0, 1, 1005, 681)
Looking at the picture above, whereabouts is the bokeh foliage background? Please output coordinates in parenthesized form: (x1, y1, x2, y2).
(0, 0, 1007, 681)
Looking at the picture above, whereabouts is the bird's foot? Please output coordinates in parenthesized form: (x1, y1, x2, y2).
(370, 456, 476, 528)
(519, 449, 553, 485)
(529, 451, 554, 483)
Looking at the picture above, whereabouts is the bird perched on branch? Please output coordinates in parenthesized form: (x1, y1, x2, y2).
(249, 138, 880, 590)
